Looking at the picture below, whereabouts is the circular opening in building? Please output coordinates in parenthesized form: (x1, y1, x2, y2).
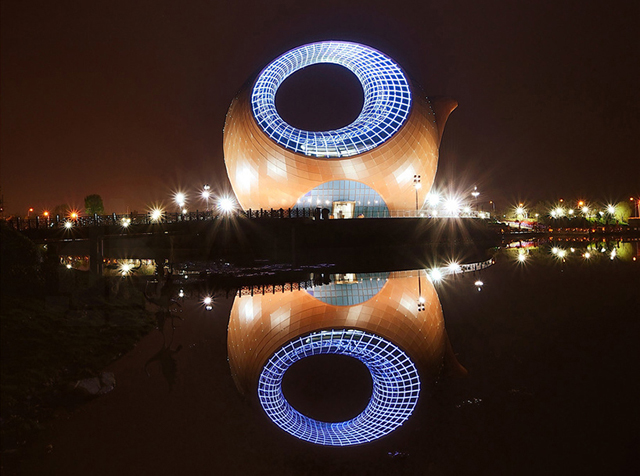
(275, 64, 364, 132)
(282, 353, 372, 422)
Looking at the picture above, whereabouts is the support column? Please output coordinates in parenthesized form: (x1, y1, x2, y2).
(89, 235, 104, 275)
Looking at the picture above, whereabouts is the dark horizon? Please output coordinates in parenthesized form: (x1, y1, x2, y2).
(2, 0, 639, 215)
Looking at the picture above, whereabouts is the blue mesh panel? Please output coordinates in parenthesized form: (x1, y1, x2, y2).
(251, 41, 412, 158)
(258, 329, 421, 446)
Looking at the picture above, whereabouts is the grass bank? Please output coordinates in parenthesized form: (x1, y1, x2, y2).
(1, 224, 155, 466)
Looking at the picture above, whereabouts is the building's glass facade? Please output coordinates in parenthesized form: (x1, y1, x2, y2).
(292, 180, 390, 218)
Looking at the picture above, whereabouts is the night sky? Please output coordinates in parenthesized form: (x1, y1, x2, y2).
(2, 0, 638, 215)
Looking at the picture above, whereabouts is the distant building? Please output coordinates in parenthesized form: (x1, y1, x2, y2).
(223, 41, 456, 217)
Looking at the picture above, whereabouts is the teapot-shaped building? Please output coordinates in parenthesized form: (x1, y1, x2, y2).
(223, 41, 456, 217)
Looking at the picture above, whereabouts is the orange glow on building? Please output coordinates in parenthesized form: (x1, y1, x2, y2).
(223, 42, 456, 213)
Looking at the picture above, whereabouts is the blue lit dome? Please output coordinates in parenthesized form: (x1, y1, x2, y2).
(251, 41, 412, 158)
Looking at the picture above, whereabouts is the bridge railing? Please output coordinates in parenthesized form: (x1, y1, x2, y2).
(3, 207, 492, 231)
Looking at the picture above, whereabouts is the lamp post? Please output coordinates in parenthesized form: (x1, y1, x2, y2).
(413, 175, 421, 213)
(202, 184, 211, 213)
(471, 186, 479, 212)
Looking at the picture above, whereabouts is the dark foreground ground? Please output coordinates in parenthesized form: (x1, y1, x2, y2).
(15, 252, 640, 476)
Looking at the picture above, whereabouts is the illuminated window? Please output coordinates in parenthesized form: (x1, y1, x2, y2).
(258, 329, 420, 446)
(293, 180, 389, 217)
(251, 41, 412, 158)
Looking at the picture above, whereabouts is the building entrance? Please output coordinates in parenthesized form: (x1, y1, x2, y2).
(333, 201, 355, 219)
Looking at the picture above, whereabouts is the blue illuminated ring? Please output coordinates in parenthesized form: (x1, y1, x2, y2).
(251, 41, 412, 158)
(258, 329, 420, 446)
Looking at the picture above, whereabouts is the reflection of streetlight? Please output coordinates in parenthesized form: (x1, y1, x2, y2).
(413, 175, 421, 211)
(203, 295, 213, 311)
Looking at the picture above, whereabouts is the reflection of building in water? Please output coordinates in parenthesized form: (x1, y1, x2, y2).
(223, 41, 456, 216)
(227, 270, 464, 446)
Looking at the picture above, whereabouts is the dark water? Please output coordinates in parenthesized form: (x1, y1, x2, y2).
(23, 239, 639, 475)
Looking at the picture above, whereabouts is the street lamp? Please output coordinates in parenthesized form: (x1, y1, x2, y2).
(175, 192, 186, 210)
(413, 175, 421, 212)
(202, 184, 211, 212)
(471, 186, 479, 211)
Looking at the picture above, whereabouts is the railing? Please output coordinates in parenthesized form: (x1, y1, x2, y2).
(4, 208, 492, 232)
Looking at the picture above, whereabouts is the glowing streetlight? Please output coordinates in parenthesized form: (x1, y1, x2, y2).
(175, 192, 186, 209)
(583, 252, 591, 259)
(447, 261, 461, 274)
(606, 204, 615, 214)
(121, 217, 131, 228)
(471, 186, 479, 211)
(203, 295, 213, 311)
(474, 280, 483, 291)
(444, 198, 461, 216)
(202, 184, 211, 211)
(64, 221, 73, 229)
(120, 262, 133, 276)
(429, 268, 443, 283)
(217, 197, 234, 214)
(426, 192, 440, 208)
(150, 208, 163, 222)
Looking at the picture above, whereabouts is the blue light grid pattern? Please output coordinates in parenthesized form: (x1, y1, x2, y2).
(293, 180, 390, 217)
(251, 41, 412, 158)
(258, 329, 421, 446)
(307, 273, 390, 306)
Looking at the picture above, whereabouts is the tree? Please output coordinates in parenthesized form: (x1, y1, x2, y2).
(84, 194, 104, 216)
